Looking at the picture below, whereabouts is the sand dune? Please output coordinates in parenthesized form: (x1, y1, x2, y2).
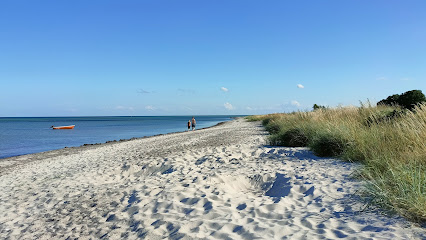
(0, 118, 424, 239)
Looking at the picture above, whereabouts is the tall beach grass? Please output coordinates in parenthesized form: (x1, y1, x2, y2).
(248, 103, 426, 223)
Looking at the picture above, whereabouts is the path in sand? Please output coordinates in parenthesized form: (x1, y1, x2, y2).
(0, 118, 424, 239)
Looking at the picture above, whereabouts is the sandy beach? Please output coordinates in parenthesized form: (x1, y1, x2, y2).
(0, 118, 424, 239)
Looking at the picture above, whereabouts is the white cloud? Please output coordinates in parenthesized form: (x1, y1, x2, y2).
(377, 77, 387, 81)
(246, 106, 253, 110)
(401, 78, 410, 81)
(297, 84, 304, 89)
(291, 100, 301, 107)
(145, 105, 156, 111)
(224, 102, 234, 110)
(115, 106, 135, 111)
(220, 87, 229, 92)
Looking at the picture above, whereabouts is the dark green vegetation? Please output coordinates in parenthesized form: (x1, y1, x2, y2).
(313, 104, 326, 110)
(248, 102, 426, 224)
(378, 89, 426, 110)
(310, 133, 347, 157)
(270, 128, 308, 147)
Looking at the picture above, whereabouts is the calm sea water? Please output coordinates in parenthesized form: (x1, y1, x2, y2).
(0, 116, 240, 159)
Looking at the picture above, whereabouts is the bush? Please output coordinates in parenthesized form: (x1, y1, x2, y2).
(313, 104, 326, 110)
(399, 90, 426, 110)
(377, 94, 401, 106)
(262, 118, 271, 126)
(310, 133, 347, 157)
(264, 121, 281, 134)
(268, 134, 280, 146)
(276, 128, 309, 147)
(378, 90, 426, 110)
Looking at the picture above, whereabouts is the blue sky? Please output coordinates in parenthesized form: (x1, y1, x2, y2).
(1, 1, 425, 116)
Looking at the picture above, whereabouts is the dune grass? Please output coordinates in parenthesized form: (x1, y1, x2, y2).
(247, 103, 426, 224)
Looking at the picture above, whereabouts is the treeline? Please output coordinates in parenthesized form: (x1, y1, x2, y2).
(377, 89, 426, 110)
(313, 89, 426, 111)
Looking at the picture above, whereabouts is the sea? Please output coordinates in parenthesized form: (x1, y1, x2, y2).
(0, 116, 241, 159)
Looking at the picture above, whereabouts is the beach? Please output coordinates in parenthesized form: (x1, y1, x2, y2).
(0, 118, 424, 239)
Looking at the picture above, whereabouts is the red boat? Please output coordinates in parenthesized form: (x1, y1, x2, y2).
(51, 125, 75, 130)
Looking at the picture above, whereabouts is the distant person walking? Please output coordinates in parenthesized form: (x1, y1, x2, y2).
(191, 117, 196, 131)
(187, 120, 191, 131)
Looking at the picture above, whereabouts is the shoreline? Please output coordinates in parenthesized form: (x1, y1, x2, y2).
(0, 118, 424, 239)
(0, 119, 233, 175)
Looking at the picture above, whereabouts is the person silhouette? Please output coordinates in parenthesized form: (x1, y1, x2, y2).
(191, 117, 196, 131)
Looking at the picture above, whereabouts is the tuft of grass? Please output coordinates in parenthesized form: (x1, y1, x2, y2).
(264, 120, 281, 134)
(271, 128, 309, 147)
(282, 128, 309, 147)
(310, 132, 348, 157)
(363, 108, 404, 127)
(249, 103, 426, 224)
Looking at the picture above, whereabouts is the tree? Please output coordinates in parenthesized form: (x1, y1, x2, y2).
(377, 94, 400, 106)
(313, 104, 326, 110)
(378, 90, 425, 110)
(399, 90, 426, 110)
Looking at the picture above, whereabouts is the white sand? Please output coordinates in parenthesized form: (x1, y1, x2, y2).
(0, 118, 424, 239)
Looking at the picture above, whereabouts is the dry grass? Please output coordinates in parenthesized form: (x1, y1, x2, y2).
(247, 103, 426, 223)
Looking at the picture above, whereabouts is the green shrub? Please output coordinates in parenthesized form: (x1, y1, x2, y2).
(262, 118, 271, 126)
(313, 104, 326, 110)
(264, 121, 281, 134)
(268, 134, 280, 146)
(276, 128, 309, 147)
(310, 133, 348, 157)
(378, 89, 426, 110)
(377, 94, 401, 107)
(399, 90, 426, 110)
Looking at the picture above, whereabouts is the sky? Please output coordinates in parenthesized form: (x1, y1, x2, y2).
(1, 0, 425, 117)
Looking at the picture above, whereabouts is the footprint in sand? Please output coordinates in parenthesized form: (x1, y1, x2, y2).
(236, 203, 247, 211)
